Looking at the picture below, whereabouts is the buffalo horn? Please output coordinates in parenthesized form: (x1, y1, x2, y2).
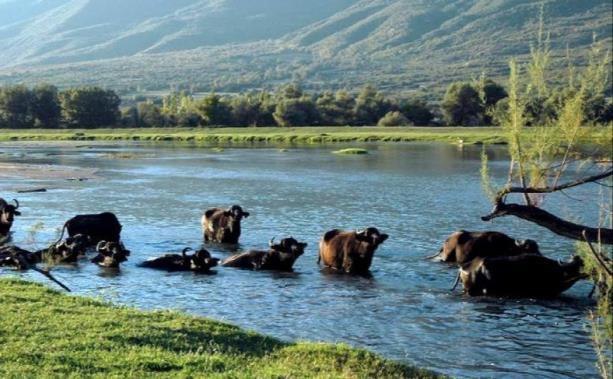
(269, 237, 275, 247)
(12, 199, 19, 209)
(450, 271, 461, 291)
(96, 241, 106, 251)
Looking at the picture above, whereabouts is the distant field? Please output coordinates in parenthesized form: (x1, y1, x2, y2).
(0, 126, 611, 146)
(0, 279, 439, 378)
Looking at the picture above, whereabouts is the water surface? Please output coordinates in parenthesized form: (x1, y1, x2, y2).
(0, 142, 599, 378)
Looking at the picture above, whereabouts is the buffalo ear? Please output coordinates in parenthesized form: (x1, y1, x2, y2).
(380, 234, 389, 242)
(300, 242, 308, 248)
(243, 212, 250, 218)
(13, 211, 21, 216)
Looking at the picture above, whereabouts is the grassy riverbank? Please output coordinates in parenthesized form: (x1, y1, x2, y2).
(0, 126, 610, 145)
(0, 279, 439, 378)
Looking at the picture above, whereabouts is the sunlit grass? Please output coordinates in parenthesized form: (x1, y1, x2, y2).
(0, 279, 441, 378)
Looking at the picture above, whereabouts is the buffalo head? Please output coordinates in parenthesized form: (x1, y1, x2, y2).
(228, 205, 250, 220)
(515, 239, 540, 255)
(190, 248, 219, 270)
(270, 237, 308, 257)
(356, 227, 389, 247)
(0, 199, 21, 226)
(94, 241, 130, 268)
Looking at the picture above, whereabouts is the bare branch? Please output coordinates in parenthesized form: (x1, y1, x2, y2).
(501, 168, 612, 196)
(482, 201, 613, 244)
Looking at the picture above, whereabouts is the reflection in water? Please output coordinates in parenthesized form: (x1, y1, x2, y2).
(0, 142, 599, 378)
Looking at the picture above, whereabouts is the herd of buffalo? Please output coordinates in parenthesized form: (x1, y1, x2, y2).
(0, 198, 588, 297)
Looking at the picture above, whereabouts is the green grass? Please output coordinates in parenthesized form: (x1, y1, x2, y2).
(0, 126, 609, 146)
(333, 148, 369, 155)
(0, 279, 440, 378)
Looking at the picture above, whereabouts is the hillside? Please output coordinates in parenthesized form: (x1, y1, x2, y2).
(0, 0, 610, 95)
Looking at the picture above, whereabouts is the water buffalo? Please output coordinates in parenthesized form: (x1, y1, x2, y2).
(455, 254, 587, 297)
(201, 205, 250, 244)
(0, 198, 21, 237)
(92, 241, 130, 268)
(318, 227, 388, 274)
(43, 234, 91, 263)
(57, 212, 122, 245)
(0, 245, 38, 269)
(222, 237, 307, 271)
(141, 247, 219, 273)
(431, 230, 540, 264)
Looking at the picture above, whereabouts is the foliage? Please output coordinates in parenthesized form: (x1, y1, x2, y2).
(137, 101, 165, 128)
(60, 87, 121, 128)
(196, 94, 232, 126)
(402, 98, 435, 126)
(481, 16, 612, 378)
(377, 111, 411, 127)
(0, 279, 440, 378)
(354, 85, 394, 126)
(441, 82, 484, 126)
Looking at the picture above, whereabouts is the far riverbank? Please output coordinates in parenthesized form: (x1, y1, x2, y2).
(2, 126, 609, 145)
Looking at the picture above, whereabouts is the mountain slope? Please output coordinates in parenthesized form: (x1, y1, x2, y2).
(0, 0, 610, 95)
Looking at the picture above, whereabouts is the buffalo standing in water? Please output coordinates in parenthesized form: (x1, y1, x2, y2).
(0, 234, 91, 266)
(92, 241, 130, 268)
(222, 237, 307, 271)
(318, 227, 388, 274)
(431, 230, 540, 264)
(141, 248, 219, 273)
(454, 254, 587, 297)
(56, 212, 122, 245)
(0, 198, 21, 238)
(201, 205, 250, 244)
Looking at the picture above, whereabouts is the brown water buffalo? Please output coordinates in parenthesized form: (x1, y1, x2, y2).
(318, 227, 388, 274)
(223, 237, 307, 271)
(0, 245, 38, 269)
(57, 212, 122, 245)
(201, 205, 250, 244)
(141, 247, 219, 273)
(0, 198, 21, 237)
(432, 230, 540, 264)
(91, 241, 130, 268)
(43, 234, 91, 263)
(455, 254, 587, 297)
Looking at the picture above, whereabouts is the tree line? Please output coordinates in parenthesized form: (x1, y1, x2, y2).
(0, 80, 610, 129)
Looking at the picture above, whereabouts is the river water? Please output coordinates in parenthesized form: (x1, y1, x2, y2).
(0, 142, 600, 378)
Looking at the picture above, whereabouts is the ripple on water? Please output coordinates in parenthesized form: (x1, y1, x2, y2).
(0, 143, 600, 379)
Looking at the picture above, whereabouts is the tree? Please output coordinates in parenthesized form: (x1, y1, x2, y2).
(441, 82, 483, 126)
(377, 111, 411, 127)
(137, 102, 164, 128)
(316, 90, 355, 126)
(230, 94, 262, 127)
(354, 85, 393, 126)
(273, 96, 318, 127)
(31, 84, 61, 129)
(196, 94, 232, 126)
(0, 85, 33, 129)
(120, 106, 139, 128)
(402, 98, 434, 126)
(60, 87, 121, 128)
(481, 33, 612, 377)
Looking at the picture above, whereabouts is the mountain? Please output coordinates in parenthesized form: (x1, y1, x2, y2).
(0, 0, 610, 96)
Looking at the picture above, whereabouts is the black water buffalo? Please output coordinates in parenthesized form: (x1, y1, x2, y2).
(318, 227, 388, 274)
(57, 212, 122, 245)
(455, 254, 587, 297)
(92, 241, 130, 268)
(202, 205, 250, 244)
(222, 237, 307, 271)
(141, 247, 219, 273)
(0, 198, 21, 237)
(432, 230, 540, 264)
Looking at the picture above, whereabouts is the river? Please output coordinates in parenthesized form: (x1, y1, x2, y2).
(0, 142, 599, 378)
